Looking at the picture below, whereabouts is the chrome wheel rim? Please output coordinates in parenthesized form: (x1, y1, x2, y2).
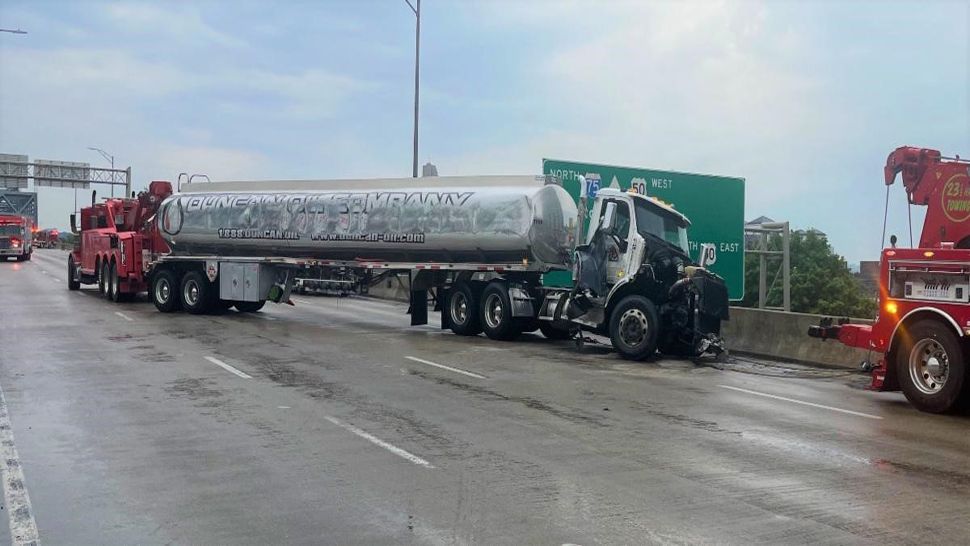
(184, 281, 200, 306)
(909, 338, 949, 394)
(450, 291, 469, 325)
(484, 293, 504, 329)
(619, 308, 649, 347)
(156, 278, 170, 304)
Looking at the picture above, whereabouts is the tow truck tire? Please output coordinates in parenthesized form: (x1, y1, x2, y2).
(480, 282, 522, 341)
(609, 295, 659, 361)
(181, 270, 215, 315)
(234, 300, 265, 313)
(102, 261, 113, 299)
(151, 270, 181, 313)
(67, 255, 80, 290)
(108, 262, 120, 302)
(447, 282, 482, 336)
(97, 259, 106, 295)
(896, 319, 968, 414)
(539, 322, 572, 340)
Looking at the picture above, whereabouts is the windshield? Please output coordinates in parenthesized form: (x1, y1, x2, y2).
(0, 225, 24, 237)
(633, 199, 689, 254)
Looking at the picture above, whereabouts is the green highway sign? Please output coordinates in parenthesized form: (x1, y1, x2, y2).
(543, 159, 746, 300)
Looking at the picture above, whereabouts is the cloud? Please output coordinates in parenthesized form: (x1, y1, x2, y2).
(103, 2, 246, 48)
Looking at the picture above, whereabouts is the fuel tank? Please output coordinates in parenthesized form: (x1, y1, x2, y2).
(157, 176, 578, 268)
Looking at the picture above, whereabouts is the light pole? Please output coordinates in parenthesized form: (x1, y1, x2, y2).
(87, 146, 115, 197)
(404, 0, 420, 178)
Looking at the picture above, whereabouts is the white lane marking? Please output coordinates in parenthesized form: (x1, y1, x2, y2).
(204, 356, 253, 379)
(323, 415, 433, 468)
(719, 385, 883, 420)
(114, 311, 134, 322)
(40, 270, 47, 275)
(405, 356, 487, 379)
(0, 381, 40, 545)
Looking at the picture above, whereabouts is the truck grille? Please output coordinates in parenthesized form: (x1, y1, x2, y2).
(0, 240, 10, 250)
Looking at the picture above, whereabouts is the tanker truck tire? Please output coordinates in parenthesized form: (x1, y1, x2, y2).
(235, 301, 265, 313)
(447, 282, 482, 336)
(151, 270, 181, 313)
(181, 271, 215, 315)
(896, 319, 968, 414)
(609, 295, 659, 361)
(480, 282, 522, 341)
(67, 256, 80, 291)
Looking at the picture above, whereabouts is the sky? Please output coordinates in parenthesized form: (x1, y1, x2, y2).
(0, 0, 968, 264)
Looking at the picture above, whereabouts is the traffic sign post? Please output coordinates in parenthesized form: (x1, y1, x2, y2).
(544, 159, 746, 300)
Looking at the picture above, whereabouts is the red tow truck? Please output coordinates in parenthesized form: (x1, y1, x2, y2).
(67, 182, 173, 300)
(34, 228, 60, 249)
(0, 214, 33, 261)
(810, 146, 970, 413)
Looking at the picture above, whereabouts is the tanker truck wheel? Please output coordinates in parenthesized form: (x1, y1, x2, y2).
(151, 270, 181, 313)
(181, 271, 216, 315)
(896, 319, 968, 413)
(447, 282, 482, 336)
(609, 295, 659, 361)
(480, 282, 522, 341)
(235, 301, 265, 313)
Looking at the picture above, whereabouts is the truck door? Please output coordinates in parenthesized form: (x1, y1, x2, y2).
(596, 198, 635, 285)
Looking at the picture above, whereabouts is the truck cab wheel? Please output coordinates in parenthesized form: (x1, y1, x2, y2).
(447, 282, 482, 336)
(180, 271, 215, 314)
(896, 319, 968, 413)
(480, 282, 522, 341)
(67, 255, 80, 290)
(151, 270, 181, 313)
(234, 300, 265, 313)
(609, 295, 659, 361)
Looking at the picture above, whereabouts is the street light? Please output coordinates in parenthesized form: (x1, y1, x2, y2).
(87, 146, 115, 197)
(0, 29, 27, 34)
(404, 0, 420, 178)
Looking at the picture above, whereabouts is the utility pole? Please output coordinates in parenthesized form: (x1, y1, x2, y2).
(404, 0, 421, 178)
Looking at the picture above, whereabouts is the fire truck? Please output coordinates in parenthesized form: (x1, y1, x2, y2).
(0, 214, 33, 261)
(810, 147, 970, 413)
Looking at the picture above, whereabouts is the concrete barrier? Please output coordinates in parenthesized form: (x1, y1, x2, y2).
(722, 307, 872, 369)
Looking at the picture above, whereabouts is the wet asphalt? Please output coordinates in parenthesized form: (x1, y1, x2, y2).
(1, 249, 968, 545)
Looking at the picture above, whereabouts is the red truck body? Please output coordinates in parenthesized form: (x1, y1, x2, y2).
(0, 214, 33, 261)
(810, 147, 970, 413)
(34, 228, 60, 249)
(68, 181, 173, 300)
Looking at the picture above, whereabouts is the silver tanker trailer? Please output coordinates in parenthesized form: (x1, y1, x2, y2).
(147, 175, 728, 359)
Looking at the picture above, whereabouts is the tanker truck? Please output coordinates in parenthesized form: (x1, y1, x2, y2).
(72, 174, 729, 359)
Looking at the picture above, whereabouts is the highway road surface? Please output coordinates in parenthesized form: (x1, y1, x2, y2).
(1, 249, 968, 545)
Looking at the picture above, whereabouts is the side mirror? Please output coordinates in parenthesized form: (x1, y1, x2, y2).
(890, 234, 897, 248)
(600, 202, 618, 234)
(70, 213, 78, 234)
